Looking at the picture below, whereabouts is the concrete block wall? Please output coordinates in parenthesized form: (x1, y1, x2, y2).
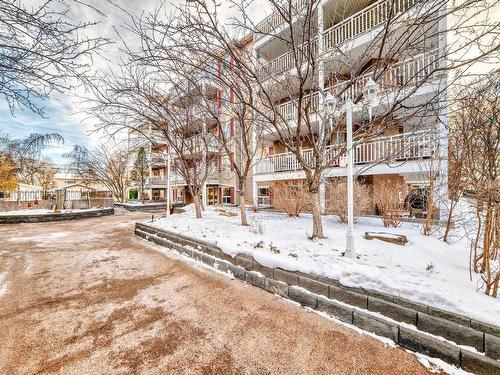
(135, 222, 500, 374)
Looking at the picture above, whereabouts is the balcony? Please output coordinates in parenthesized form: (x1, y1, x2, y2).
(147, 176, 168, 186)
(170, 168, 221, 185)
(270, 49, 439, 121)
(256, 0, 422, 80)
(255, 130, 436, 174)
(255, 0, 310, 39)
(257, 37, 317, 80)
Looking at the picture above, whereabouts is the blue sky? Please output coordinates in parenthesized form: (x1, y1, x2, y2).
(1, 0, 266, 164)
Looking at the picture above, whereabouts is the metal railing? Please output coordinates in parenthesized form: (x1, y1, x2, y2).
(257, 37, 318, 79)
(255, 130, 436, 174)
(331, 49, 440, 101)
(276, 91, 320, 120)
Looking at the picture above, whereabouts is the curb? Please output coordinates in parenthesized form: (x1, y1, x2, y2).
(135, 222, 500, 375)
(0, 208, 115, 224)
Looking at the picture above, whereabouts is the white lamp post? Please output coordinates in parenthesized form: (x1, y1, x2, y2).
(344, 99, 356, 259)
(346, 78, 379, 259)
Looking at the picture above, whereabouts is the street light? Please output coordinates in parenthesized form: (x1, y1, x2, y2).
(324, 91, 337, 136)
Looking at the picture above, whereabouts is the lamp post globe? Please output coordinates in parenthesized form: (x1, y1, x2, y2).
(363, 78, 380, 104)
(324, 91, 337, 116)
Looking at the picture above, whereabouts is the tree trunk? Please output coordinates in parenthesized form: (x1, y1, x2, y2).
(311, 191, 324, 239)
(193, 194, 202, 219)
(443, 199, 457, 243)
(239, 190, 248, 226)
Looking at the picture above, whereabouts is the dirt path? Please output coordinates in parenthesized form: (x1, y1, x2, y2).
(0, 208, 438, 375)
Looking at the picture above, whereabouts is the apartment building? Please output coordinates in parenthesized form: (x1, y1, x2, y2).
(127, 49, 250, 205)
(250, 0, 449, 217)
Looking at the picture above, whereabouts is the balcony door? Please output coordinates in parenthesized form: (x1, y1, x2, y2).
(207, 187, 218, 206)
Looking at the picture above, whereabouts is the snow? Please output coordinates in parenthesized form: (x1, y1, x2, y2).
(150, 206, 500, 326)
(0, 208, 110, 216)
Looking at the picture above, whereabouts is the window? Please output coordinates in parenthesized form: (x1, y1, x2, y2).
(336, 131, 346, 144)
(222, 187, 231, 204)
(221, 155, 231, 172)
(257, 187, 270, 206)
(64, 179, 76, 184)
(222, 123, 231, 141)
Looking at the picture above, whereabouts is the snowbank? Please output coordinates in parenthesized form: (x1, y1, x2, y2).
(150, 206, 500, 326)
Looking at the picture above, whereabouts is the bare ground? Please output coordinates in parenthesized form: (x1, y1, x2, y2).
(0, 208, 439, 374)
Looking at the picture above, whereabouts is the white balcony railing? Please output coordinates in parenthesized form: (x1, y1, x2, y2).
(323, 0, 419, 51)
(256, 0, 422, 80)
(276, 91, 320, 120)
(255, 130, 436, 174)
(256, 0, 310, 38)
(257, 37, 318, 79)
(271, 49, 439, 121)
(332, 49, 439, 101)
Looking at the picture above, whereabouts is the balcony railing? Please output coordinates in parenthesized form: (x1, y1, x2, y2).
(256, 0, 423, 80)
(271, 49, 439, 121)
(332, 49, 439, 101)
(276, 91, 320, 120)
(255, 130, 436, 174)
(256, 0, 310, 38)
(324, 0, 419, 51)
(257, 37, 317, 79)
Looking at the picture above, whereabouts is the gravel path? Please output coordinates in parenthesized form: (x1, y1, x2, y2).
(0, 208, 439, 374)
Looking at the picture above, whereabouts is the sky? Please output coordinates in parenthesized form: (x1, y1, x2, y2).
(1, 0, 266, 165)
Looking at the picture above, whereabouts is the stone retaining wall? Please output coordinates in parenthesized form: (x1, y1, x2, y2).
(0, 208, 115, 224)
(135, 222, 500, 375)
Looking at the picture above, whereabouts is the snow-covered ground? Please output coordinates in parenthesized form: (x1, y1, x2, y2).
(149, 205, 500, 326)
(0, 208, 110, 216)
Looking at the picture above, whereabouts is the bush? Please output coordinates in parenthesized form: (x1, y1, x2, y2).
(374, 180, 405, 227)
(326, 178, 372, 223)
(271, 180, 311, 217)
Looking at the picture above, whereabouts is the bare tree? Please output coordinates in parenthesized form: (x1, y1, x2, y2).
(0, 0, 108, 116)
(147, 0, 499, 240)
(64, 144, 129, 202)
(451, 76, 499, 297)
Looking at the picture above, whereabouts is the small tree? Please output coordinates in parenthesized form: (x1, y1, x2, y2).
(271, 180, 311, 217)
(374, 180, 405, 228)
(130, 147, 150, 203)
(327, 178, 372, 223)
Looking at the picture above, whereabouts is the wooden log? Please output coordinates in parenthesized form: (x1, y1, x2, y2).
(364, 232, 408, 246)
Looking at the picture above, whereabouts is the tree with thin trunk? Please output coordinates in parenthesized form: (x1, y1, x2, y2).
(450, 75, 499, 297)
(64, 144, 129, 202)
(0, 132, 64, 194)
(130, 147, 150, 203)
(0, 0, 108, 116)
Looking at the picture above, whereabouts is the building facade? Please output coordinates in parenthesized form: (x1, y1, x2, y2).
(129, 0, 449, 218)
(250, 0, 449, 218)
